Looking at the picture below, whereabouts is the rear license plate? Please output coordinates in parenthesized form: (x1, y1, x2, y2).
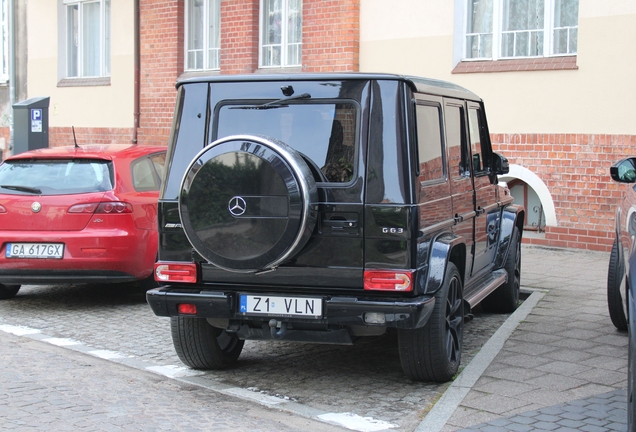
(239, 294, 323, 318)
(5, 243, 65, 259)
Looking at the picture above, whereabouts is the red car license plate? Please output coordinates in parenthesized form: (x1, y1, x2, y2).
(5, 243, 65, 259)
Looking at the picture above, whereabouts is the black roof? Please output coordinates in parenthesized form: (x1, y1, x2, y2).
(177, 72, 482, 102)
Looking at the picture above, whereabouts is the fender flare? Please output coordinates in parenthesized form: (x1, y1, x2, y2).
(494, 204, 525, 269)
(422, 233, 466, 295)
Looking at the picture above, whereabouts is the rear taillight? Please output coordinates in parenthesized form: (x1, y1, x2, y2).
(0, 204, 6, 213)
(364, 270, 413, 292)
(177, 304, 197, 315)
(68, 202, 133, 214)
(154, 262, 198, 283)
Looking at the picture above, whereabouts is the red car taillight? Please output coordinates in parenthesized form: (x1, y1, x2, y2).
(68, 202, 133, 214)
(154, 262, 198, 283)
(364, 270, 413, 292)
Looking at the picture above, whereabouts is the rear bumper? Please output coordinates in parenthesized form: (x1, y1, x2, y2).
(146, 286, 436, 330)
(0, 228, 157, 281)
(0, 269, 139, 285)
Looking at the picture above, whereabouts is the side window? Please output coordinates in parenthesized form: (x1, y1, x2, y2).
(444, 104, 468, 178)
(150, 152, 166, 183)
(132, 153, 165, 192)
(415, 102, 445, 183)
(468, 107, 487, 175)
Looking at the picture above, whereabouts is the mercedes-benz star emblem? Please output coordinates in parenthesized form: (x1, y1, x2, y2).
(228, 196, 247, 216)
(31, 202, 42, 213)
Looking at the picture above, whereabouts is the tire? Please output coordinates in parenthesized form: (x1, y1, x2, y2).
(170, 317, 244, 370)
(0, 284, 20, 300)
(481, 226, 521, 313)
(398, 262, 463, 382)
(179, 135, 318, 273)
(608, 238, 628, 331)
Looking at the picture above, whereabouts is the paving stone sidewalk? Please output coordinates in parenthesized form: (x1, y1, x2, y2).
(442, 245, 628, 431)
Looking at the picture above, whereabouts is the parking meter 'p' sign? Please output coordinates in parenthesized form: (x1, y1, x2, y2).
(31, 109, 42, 133)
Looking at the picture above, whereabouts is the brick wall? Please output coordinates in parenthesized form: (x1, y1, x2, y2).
(49, 127, 134, 147)
(220, 1, 259, 74)
(137, 0, 184, 146)
(492, 133, 636, 252)
(302, 0, 359, 72)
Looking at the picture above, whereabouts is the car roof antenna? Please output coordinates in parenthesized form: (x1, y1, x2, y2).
(72, 126, 79, 148)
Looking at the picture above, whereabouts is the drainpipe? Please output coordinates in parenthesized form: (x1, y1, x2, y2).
(132, 0, 140, 144)
(7, 0, 16, 157)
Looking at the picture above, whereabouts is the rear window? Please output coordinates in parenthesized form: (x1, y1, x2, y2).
(0, 159, 114, 196)
(216, 102, 358, 183)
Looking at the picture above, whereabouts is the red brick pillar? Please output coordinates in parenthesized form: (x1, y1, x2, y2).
(138, 1, 184, 146)
(220, 1, 260, 74)
(302, 0, 360, 72)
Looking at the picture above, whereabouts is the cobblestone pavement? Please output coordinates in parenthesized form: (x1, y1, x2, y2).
(0, 270, 514, 431)
(438, 246, 628, 431)
(458, 389, 626, 431)
(0, 329, 347, 431)
(2, 245, 619, 431)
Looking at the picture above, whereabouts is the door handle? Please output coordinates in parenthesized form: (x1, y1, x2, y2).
(323, 219, 358, 229)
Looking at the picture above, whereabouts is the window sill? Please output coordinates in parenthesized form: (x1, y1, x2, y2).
(58, 77, 111, 87)
(452, 56, 577, 74)
(179, 70, 221, 81)
(255, 67, 303, 74)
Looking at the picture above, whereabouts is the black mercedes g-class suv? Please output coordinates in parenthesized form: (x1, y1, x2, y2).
(147, 73, 524, 383)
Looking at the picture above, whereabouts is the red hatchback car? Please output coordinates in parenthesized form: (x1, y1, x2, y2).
(0, 144, 166, 299)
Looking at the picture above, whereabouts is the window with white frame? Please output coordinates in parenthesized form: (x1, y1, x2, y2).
(465, 0, 578, 60)
(64, 0, 110, 78)
(260, 0, 302, 68)
(185, 0, 220, 71)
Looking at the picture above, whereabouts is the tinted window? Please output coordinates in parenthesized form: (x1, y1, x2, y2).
(468, 107, 487, 174)
(415, 103, 445, 183)
(444, 104, 469, 177)
(0, 159, 113, 195)
(216, 102, 357, 183)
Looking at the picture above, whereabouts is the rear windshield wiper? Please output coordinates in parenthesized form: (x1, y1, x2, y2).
(0, 185, 42, 194)
(229, 93, 311, 110)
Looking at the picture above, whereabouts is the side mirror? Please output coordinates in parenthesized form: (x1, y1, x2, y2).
(492, 152, 509, 175)
(610, 157, 636, 183)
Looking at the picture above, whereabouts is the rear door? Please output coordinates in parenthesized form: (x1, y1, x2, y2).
(414, 95, 453, 254)
(467, 102, 499, 275)
(198, 79, 370, 289)
(444, 99, 475, 282)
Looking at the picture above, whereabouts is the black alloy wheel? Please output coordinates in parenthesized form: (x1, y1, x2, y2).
(398, 262, 463, 382)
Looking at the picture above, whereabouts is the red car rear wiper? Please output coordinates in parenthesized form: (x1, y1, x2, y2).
(0, 185, 42, 194)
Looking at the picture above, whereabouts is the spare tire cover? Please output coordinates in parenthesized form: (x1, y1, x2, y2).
(179, 135, 318, 272)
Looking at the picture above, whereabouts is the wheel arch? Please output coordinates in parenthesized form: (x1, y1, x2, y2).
(494, 204, 524, 269)
(422, 233, 466, 295)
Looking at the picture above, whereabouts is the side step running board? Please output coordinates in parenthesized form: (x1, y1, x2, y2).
(464, 269, 508, 308)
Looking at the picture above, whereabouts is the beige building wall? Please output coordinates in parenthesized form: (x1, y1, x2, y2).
(360, 0, 636, 135)
(27, 0, 134, 129)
